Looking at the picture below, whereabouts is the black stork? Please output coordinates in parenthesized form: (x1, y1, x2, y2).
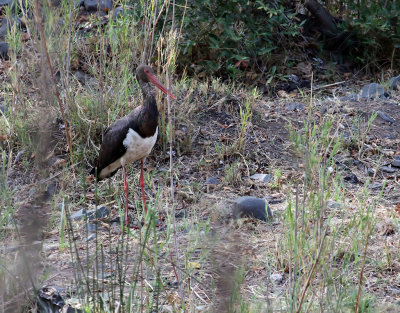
(91, 65, 176, 227)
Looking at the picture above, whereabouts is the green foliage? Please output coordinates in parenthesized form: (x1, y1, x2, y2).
(322, 0, 400, 68)
(173, 0, 302, 77)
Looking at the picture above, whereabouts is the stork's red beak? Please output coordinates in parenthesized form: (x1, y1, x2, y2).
(147, 72, 177, 100)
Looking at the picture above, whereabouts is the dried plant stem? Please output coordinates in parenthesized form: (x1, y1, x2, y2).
(33, 0, 73, 162)
(296, 230, 326, 313)
(166, 67, 185, 306)
(355, 223, 372, 313)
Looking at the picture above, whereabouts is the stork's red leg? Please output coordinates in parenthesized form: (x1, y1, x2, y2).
(123, 164, 129, 227)
(140, 160, 147, 214)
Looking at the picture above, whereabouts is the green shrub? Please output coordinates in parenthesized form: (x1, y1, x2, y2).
(171, 0, 302, 78)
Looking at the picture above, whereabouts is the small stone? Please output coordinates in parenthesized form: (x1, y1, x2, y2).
(287, 102, 304, 111)
(389, 75, 400, 91)
(368, 182, 383, 190)
(56, 202, 64, 211)
(0, 101, 8, 113)
(86, 222, 107, 233)
(43, 243, 59, 252)
(339, 94, 360, 102)
(0, 16, 20, 40)
(367, 168, 375, 176)
(84, 0, 112, 12)
(86, 223, 97, 233)
(87, 206, 110, 221)
(100, 0, 112, 11)
(84, 0, 97, 10)
(175, 209, 186, 218)
(360, 83, 389, 99)
(376, 111, 395, 123)
(66, 306, 83, 313)
(87, 233, 96, 241)
(73, 70, 95, 85)
(264, 194, 285, 204)
(344, 174, 359, 184)
(392, 160, 400, 168)
(232, 196, 272, 221)
(0, 42, 9, 60)
(380, 166, 395, 173)
(70, 208, 87, 220)
(327, 200, 341, 209)
(270, 273, 283, 284)
(0, 0, 14, 7)
(388, 286, 400, 295)
(113, 6, 124, 19)
(205, 177, 219, 185)
(250, 173, 273, 184)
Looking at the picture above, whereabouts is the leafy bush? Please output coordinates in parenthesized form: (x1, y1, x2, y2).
(172, 0, 302, 78)
(320, 0, 400, 69)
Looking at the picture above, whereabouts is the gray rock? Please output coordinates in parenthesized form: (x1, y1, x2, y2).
(368, 182, 383, 190)
(86, 222, 107, 233)
(270, 273, 283, 284)
(87, 233, 96, 241)
(339, 94, 360, 102)
(0, 42, 9, 60)
(327, 200, 341, 209)
(0, 101, 8, 113)
(87, 206, 110, 221)
(113, 6, 124, 19)
(84, 0, 97, 10)
(84, 0, 112, 11)
(70, 208, 87, 220)
(0, 16, 21, 40)
(232, 196, 272, 221)
(367, 168, 375, 177)
(0, 20, 8, 40)
(392, 159, 400, 168)
(43, 243, 59, 252)
(360, 83, 389, 99)
(388, 286, 400, 295)
(205, 177, 219, 185)
(264, 194, 285, 204)
(86, 223, 97, 233)
(250, 173, 273, 184)
(377, 111, 395, 123)
(380, 166, 395, 173)
(287, 102, 304, 111)
(69, 206, 109, 222)
(175, 209, 186, 218)
(73, 70, 96, 85)
(390, 75, 400, 91)
(0, 0, 14, 6)
(101, 0, 113, 11)
(50, 0, 62, 6)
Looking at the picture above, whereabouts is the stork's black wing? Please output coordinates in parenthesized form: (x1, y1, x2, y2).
(91, 114, 138, 180)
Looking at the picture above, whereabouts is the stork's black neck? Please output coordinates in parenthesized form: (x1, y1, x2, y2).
(136, 80, 159, 137)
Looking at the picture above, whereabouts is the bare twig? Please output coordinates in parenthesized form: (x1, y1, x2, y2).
(296, 229, 327, 313)
(33, 0, 74, 162)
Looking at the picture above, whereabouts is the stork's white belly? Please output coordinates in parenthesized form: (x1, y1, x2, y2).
(98, 127, 158, 179)
(121, 127, 158, 165)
